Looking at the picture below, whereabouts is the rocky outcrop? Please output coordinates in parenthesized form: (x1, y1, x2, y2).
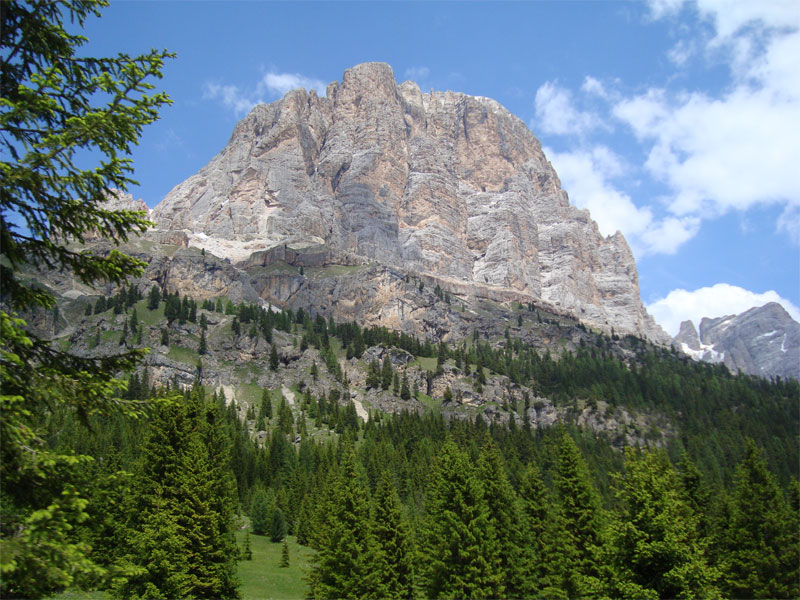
(150, 62, 668, 343)
(673, 303, 800, 380)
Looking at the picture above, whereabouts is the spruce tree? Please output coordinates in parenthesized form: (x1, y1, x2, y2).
(308, 445, 382, 599)
(270, 344, 279, 371)
(723, 440, 798, 599)
(280, 539, 290, 568)
(418, 440, 503, 599)
(381, 355, 393, 391)
(118, 389, 240, 599)
(477, 439, 527, 597)
(400, 373, 411, 400)
(371, 470, 415, 600)
(554, 432, 606, 597)
(607, 449, 719, 599)
(241, 532, 253, 561)
(250, 487, 271, 536)
(270, 507, 288, 542)
(147, 285, 160, 310)
(518, 462, 567, 598)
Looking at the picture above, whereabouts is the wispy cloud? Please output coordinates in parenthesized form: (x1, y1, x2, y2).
(404, 66, 430, 82)
(537, 1, 800, 257)
(204, 69, 327, 116)
(617, 0, 800, 243)
(203, 82, 258, 116)
(260, 72, 326, 97)
(546, 145, 699, 256)
(534, 81, 606, 137)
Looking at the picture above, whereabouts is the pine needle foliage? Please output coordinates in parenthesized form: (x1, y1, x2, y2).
(0, 0, 173, 596)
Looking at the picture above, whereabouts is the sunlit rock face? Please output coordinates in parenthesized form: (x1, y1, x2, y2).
(151, 62, 668, 342)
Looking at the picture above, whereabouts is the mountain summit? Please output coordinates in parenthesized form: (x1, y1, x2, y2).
(673, 302, 800, 380)
(151, 62, 667, 342)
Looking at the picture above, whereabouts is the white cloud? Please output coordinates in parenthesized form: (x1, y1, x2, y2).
(546, 145, 699, 256)
(203, 82, 258, 116)
(615, 1, 800, 242)
(534, 81, 605, 137)
(666, 38, 697, 65)
(260, 72, 326, 97)
(646, 0, 685, 20)
(647, 283, 800, 336)
(777, 205, 800, 245)
(204, 70, 327, 116)
(581, 76, 609, 99)
(404, 66, 430, 82)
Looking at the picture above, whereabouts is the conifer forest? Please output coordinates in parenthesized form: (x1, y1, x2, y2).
(1, 1, 798, 599)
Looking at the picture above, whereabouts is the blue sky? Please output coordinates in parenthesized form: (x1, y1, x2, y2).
(80, 0, 799, 334)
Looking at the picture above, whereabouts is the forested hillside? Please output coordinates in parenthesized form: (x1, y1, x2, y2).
(28, 295, 800, 599)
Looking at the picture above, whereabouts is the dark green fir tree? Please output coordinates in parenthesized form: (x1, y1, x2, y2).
(308, 444, 381, 599)
(370, 470, 415, 600)
(477, 438, 527, 597)
(607, 449, 719, 599)
(723, 440, 798, 599)
(554, 432, 607, 598)
(418, 439, 503, 599)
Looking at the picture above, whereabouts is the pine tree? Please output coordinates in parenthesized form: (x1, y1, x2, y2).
(280, 539, 290, 568)
(381, 355, 393, 391)
(270, 507, 288, 542)
(477, 438, 527, 597)
(250, 487, 272, 536)
(270, 344, 279, 370)
(308, 445, 382, 599)
(723, 440, 798, 599)
(607, 449, 719, 599)
(118, 389, 240, 599)
(418, 440, 503, 599)
(518, 462, 567, 598)
(371, 470, 415, 600)
(554, 433, 606, 597)
(199, 329, 207, 355)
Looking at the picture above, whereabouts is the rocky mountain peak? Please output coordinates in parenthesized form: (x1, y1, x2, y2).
(674, 320, 701, 351)
(673, 302, 800, 380)
(149, 62, 669, 343)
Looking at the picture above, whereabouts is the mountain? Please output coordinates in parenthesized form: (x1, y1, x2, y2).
(150, 62, 668, 344)
(673, 302, 800, 380)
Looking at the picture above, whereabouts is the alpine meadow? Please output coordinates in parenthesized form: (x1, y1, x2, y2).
(1, 2, 798, 599)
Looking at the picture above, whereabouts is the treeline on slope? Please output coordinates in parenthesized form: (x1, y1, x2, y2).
(106, 288, 798, 488)
(42, 375, 798, 599)
(30, 287, 800, 597)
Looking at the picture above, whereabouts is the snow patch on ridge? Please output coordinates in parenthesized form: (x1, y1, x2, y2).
(680, 342, 724, 363)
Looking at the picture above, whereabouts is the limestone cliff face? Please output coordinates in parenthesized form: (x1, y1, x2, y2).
(151, 62, 668, 342)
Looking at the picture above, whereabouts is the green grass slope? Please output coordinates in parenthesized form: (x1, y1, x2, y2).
(236, 532, 313, 600)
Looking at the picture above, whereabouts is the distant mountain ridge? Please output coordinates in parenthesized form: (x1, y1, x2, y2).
(673, 302, 800, 380)
(148, 62, 669, 343)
